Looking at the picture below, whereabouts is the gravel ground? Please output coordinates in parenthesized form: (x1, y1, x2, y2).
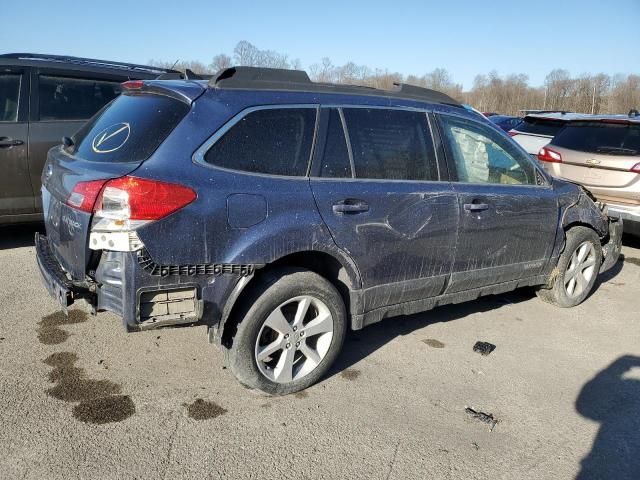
(1, 225, 639, 480)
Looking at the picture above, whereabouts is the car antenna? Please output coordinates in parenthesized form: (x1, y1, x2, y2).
(170, 59, 180, 70)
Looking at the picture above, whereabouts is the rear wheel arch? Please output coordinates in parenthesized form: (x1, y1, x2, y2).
(219, 250, 360, 348)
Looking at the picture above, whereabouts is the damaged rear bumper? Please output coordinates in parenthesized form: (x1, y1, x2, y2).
(36, 232, 254, 332)
(35, 233, 92, 313)
(93, 249, 254, 332)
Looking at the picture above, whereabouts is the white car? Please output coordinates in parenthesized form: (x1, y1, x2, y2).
(508, 113, 572, 156)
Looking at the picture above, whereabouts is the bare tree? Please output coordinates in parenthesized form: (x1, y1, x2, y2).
(209, 54, 231, 72)
(151, 40, 640, 115)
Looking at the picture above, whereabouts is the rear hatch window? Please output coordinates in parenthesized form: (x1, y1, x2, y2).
(71, 93, 189, 163)
(514, 117, 566, 137)
(550, 122, 640, 156)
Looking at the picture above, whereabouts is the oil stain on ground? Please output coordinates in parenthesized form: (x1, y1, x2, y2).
(184, 399, 227, 420)
(43, 352, 135, 424)
(341, 368, 361, 381)
(422, 338, 445, 348)
(294, 391, 309, 399)
(625, 257, 640, 267)
(37, 310, 87, 345)
(72, 396, 135, 424)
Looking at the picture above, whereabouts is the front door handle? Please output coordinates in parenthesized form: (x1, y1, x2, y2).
(464, 202, 489, 212)
(332, 199, 369, 214)
(0, 137, 24, 148)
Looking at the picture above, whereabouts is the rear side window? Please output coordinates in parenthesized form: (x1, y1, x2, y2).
(205, 108, 316, 176)
(551, 122, 640, 156)
(72, 93, 189, 163)
(38, 75, 122, 121)
(514, 117, 566, 137)
(0, 73, 21, 122)
(343, 108, 438, 181)
(320, 109, 352, 178)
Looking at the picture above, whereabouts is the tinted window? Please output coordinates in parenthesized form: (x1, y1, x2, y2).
(205, 108, 316, 176)
(551, 122, 640, 156)
(39, 75, 122, 121)
(343, 108, 437, 181)
(0, 74, 21, 122)
(73, 94, 189, 163)
(514, 117, 566, 137)
(320, 109, 352, 178)
(440, 115, 537, 185)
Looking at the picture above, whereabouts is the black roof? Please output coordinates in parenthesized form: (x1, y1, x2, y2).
(210, 66, 461, 107)
(0, 53, 179, 77)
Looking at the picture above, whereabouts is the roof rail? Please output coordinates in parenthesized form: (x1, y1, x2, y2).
(521, 109, 570, 115)
(210, 66, 461, 106)
(0, 53, 179, 74)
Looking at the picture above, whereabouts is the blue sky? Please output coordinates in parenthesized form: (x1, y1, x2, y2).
(3, 0, 638, 89)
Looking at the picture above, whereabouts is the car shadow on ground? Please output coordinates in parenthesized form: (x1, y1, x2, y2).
(575, 355, 640, 480)
(0, 224, 43, 250)
(329, 288, 535, 380)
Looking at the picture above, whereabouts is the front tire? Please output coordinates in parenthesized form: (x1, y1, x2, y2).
(537, 226, 602, 308)
(225, 268, 347, 395)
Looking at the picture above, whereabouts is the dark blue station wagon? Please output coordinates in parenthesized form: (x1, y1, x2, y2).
(36, 67, 623, 394)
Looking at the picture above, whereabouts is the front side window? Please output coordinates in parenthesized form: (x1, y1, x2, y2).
(0, 73, 21, 122)
(439, 114, 537, 185)
(204, 107, 316, 176)
(342, 108, 438, 181)
(39, 75, 122, 121)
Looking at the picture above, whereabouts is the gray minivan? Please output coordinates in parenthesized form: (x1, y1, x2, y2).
(0, 53, 176, 224)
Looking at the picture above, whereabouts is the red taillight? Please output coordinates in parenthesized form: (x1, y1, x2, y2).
(631, 163, 640, 174)
(67, 179, 108, 212)
(96, 176, 196, 220)
(538, 147, 563, 163)
(122, 80, 144, 90)
(507, 131, 518, 137)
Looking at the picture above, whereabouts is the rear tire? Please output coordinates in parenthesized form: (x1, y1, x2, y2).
(225, 267, 347, 395)
(537, 226, 602, 308)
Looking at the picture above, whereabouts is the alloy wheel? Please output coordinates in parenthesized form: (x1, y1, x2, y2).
(564, 241, 597, 298)
(254, 295, 334, 383)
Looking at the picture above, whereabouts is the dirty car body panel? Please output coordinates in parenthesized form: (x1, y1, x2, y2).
(35, 69, 622, 343)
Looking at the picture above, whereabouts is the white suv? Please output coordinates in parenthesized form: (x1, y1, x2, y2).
(509, 113, 571, 156)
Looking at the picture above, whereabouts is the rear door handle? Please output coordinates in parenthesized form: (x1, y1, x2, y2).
(332, 200, 369, 214)
(0, 138, 24, 148)
(464, 202, 489, 212)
